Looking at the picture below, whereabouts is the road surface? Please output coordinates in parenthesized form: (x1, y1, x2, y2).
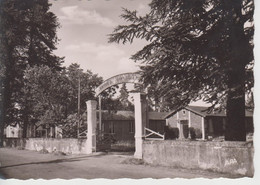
(0, 148, 240, 179)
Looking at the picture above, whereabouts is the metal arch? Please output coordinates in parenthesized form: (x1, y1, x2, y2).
(95, 72, 142, 96)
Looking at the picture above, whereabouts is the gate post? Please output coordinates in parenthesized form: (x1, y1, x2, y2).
(133, 92, 147, 159)
(86, 100, 97, 154)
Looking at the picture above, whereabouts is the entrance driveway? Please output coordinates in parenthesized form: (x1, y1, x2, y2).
(0, 148, 240, 179)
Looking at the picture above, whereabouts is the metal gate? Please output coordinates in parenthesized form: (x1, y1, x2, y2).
(96, 130, 116, 152)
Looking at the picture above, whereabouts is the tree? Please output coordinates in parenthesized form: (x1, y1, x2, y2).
(22, 66, 69, 134)
(65, 63, 103, 115)
(0, 0, 63, 140)
(100, 86, 121, 113)
(118, 83, 134, 111)
(0, 0, 29, 144)
(109, 0, 254, 141)
(22, 64, 104, 137)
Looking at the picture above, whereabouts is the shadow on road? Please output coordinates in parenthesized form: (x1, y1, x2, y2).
(0, 152, 107, 169)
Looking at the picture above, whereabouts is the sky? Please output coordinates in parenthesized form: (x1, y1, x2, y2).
(48, 0, 260, 108)
(49, 0, 210, 106)
(50, 0, 151, 80)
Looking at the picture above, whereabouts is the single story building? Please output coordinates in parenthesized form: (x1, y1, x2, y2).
(164, 106, 254, 140)
(4, 123, 22, 138)
(102, 110, 168, 142)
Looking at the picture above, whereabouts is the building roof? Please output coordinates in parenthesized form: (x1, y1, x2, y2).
(148, 112, 168, 120)
(164, 106, 253, 119)
(102, 111, 134, 120)
(101, 110, 167, 121)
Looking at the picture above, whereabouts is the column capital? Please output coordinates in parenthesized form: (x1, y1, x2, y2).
(86, 100, 97, 107)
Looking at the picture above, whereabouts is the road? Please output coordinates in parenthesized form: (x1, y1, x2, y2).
(0, 148, 240, 179)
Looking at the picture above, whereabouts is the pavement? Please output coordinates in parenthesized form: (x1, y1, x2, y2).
(0, 148, 243, 179)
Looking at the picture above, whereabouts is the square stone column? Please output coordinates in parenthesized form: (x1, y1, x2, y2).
(179, 122, 185, 140)
(86, 100, 97, 154)
(133, 93, 147, 159)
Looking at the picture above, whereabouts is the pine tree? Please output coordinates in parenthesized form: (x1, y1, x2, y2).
(0, 0, 63, 141)
(109, 0, 254, 141)
(118, 83, 131, 110)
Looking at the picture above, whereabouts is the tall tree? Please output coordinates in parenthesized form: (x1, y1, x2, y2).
(20, 0, 63, 137)
(0, 0, 63, 141)
(0, 0, 30, 143)
(109, 0, 254, 141)
(22, 64, 104, 137)
(23, 65, 69, 129)
(118, 83, 134, 111)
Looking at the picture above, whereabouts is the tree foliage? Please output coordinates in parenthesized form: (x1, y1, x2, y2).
(109, 0, 254, 141)
(23, 64, 104, 135)
(65, 63, 103, 115)
(0, 0, 64, 141)
(23, 65, 69, 127)
(118, 83, 134, 111)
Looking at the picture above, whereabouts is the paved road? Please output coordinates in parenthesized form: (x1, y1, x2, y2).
(0, 148, 240, 179)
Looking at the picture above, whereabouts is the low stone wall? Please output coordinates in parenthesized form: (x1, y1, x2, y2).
(3, 138, 88, 155)
(143, 140, 254, 177)
(3, 138, 26, 148)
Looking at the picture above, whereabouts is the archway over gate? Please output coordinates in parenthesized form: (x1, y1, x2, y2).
(86, 72, 147, 159)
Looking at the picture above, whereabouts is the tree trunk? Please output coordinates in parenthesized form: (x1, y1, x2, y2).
(0, 46, 13, 146)
(22, 113, 29, 138)
(225, 64, 246, 141)
(0, 94, 6, 147)
(224, 2, 249, 141)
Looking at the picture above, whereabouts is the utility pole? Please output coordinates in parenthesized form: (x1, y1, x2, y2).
(77, 74, 81, 138)
(99, 95, 102, 132)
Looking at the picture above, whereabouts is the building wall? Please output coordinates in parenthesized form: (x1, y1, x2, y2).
(190, 111, 203, 130)
(206, 117, 225, 138)
(149, 120, 165, 134)
(103, 120, 135, 141)
(103, 119, 166, 142)
(205, 116, 254, 138)
(143, 140, 254, 177)
(166, 113, 178, 128)
(166, 109, 203, 128)
(5, 125, 22, 138)
(166, 109, 204, 139)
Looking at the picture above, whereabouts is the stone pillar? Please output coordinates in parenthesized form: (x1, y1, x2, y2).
(201, 117, 205, 140)
(86, 100, 97, 154)
(179, 122, 185, 140)
(188, 111, 191, 139)
(133, 93, 147, 159)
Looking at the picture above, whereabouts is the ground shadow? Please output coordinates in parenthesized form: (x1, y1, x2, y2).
(0, 152, 107, 169)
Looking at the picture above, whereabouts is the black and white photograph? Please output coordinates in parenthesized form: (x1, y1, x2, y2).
(0, 0, 258, 183)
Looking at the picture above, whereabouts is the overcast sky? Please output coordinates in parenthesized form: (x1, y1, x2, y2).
(49, 0, 260, 108)
(50, 0, 151, 79)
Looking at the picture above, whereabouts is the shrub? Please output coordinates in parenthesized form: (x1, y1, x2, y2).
(189, 127, 196, 140)
(195, 128, 202, 138)
(188, 127, 202, 139)
(164, 126, 179, 139)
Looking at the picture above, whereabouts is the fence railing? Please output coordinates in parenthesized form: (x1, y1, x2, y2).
(78, 129, 87, 138)
(144, 127, 165, 140)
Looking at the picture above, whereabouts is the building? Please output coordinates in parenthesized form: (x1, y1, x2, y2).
(164, 106, 254, 140)
(102, 110, 168, 142)
(4, 123, 22, 138)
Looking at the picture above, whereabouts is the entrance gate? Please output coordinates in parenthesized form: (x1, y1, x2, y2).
(96, 131, 116, 152)
(86, 72, 147, 159)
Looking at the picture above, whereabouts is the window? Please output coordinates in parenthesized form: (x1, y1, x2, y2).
(129, 121, 134, 133)
(182, 110, 186, 115)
